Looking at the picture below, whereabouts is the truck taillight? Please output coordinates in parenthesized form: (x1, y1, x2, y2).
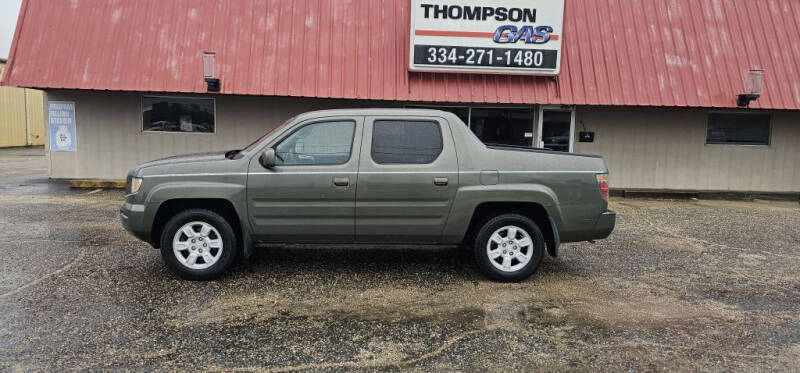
(596, 174, 609, 201)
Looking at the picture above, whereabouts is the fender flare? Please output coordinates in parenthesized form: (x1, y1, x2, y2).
(144, 181, 249, 251)
(442, 184, 565, 247)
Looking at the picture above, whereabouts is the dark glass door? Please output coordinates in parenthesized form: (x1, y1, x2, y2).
(539, 107, 573, 152)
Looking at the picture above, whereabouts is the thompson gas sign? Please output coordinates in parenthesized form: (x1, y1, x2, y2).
(409, 0, 565, 75)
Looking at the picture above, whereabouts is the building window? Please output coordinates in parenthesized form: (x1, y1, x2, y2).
(406, 105, 470, 126)
(274, 120, 355, 165)
(706, 113, 770, 145)
(470, 108, 534, 147)
(142, 96, 215, 133)
(372, 120, 442, 164)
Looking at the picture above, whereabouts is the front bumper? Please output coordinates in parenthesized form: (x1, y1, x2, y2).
(592, 209, 616, 239)
(120, 201, 150, 243)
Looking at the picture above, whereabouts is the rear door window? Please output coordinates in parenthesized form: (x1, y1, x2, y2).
(371, 120, 443, 164)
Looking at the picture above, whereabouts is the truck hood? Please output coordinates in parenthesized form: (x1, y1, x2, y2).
(128, 151, 242, 177)
(136, 151, 229, 169)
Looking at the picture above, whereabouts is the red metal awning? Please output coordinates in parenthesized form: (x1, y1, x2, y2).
(3, 0, 800, 110)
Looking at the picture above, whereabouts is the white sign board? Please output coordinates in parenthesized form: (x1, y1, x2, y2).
(409, 0, 565, 75)
(49, 101, 77, 152)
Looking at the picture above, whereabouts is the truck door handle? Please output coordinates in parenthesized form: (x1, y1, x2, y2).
(333, 177, 350, 187)
(433, 177, 449, 186)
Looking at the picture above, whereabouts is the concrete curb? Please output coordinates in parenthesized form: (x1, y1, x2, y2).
(69, 180, 126, 189)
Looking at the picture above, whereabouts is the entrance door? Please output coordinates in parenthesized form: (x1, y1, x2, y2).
(537, 106, 575, 152)
(246, 116, 363, 243)
(355, 116, 459, 243)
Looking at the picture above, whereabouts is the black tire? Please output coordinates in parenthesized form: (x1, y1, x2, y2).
(473, 213, 545, 282)
(159, 209, 238, 280)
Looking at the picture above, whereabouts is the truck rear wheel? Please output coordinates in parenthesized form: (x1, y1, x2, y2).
(159, 209, 237, 280)
(473, 213, 545, 282)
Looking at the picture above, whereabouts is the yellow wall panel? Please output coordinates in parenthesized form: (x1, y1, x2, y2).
(0, 86, 28, 147)
(25, 89, 45, 145)
(0, 86, 46, 147)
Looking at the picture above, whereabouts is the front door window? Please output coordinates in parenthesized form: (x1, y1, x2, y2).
(274, 120, 355, 165)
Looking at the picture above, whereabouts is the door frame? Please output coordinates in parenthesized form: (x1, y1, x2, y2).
(354, 114, 459, 243)
(245, 115, 364, 243)
(537, 105, 576, 152)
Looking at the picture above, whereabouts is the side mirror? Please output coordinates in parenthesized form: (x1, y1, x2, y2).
(260, 148, 276, 168)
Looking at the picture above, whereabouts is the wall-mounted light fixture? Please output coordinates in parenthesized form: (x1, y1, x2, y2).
(737, 69, 763, 107)
(203, 52, 220, 92)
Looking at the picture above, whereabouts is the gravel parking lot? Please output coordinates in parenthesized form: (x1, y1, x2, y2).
(1, 147, 799, 371)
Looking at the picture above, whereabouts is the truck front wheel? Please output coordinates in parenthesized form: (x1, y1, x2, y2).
(473, 213, 545, 282)
(159, 209, 237, 280)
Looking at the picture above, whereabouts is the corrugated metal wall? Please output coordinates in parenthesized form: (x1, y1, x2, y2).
(44, 91, 392, 180)
(45, 90, 800, 192)
(1, 59, 45, 147)
(24, 89, 44, 144)
(573, 107, 800, 192)
(0, 85, 45, 147)
(0, 87, 27, 147)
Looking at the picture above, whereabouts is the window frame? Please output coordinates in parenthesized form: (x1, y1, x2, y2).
(537, 105, 575, 152)
(271, 119, 358, 167)
(404, 104, 539, 149)
(404, 104, 471, 127)
(370, 119, 444, 165)
(705, 111, 772, 147)
(469, 106, 537, 148)
(140, 95, 217, 135)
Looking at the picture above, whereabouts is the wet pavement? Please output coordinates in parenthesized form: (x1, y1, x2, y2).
(1, 146, 799, 371)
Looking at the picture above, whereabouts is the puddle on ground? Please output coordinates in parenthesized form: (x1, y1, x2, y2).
(164, 275, 613, 337)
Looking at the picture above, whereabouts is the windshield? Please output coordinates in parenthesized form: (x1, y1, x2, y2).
(241, 116, 297, 155)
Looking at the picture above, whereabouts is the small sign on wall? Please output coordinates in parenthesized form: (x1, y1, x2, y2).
(49, 101, 77, 151)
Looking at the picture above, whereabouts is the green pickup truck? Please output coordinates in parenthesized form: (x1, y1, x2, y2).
(121, 109, 615, 282)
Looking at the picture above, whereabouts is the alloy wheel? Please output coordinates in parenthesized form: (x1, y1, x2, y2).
(172, 221, 224, 270)
(485, 225, 533, 272)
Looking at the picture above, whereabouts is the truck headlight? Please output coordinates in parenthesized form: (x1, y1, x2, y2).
(130, 177, 143, 194)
